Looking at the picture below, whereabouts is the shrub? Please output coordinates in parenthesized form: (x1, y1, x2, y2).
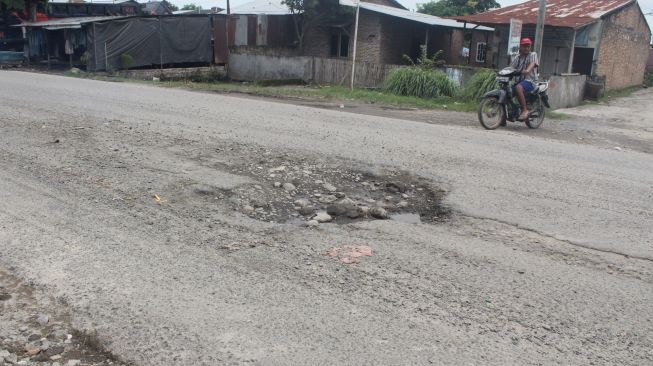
(384, 67, 458, 98)
(644, 72, 653, 87)
(402, 45, 445, 69)
(120, 53, 134, 70)
(463, 69, 499, 100)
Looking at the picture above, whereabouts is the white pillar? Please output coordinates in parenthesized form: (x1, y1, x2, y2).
(350, 1, 360, 90)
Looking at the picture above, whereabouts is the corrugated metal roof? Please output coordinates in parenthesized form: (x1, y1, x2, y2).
(219, 0, 292, 15)
(340, 0, 493, 30)
(17, 16, 129, 30)
(457, 0, 635, 29)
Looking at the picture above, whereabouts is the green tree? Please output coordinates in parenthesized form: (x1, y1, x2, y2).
(417, 0, 500, 17)
(282, 0, 353, 51)
(181, 3, 202, 11)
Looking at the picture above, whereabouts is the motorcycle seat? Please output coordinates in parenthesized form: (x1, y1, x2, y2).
(532, 82, 549, 94)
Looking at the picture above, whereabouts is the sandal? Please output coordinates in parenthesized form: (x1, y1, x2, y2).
(518, 110, 529, 121)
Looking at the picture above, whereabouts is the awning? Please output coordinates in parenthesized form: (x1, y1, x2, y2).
(15, 16, 130, 30)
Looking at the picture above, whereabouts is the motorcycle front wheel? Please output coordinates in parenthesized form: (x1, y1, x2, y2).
(526, 98, 545, 129)
(478, 97, 506, 130)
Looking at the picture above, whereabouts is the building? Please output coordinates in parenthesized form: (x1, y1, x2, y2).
(19, 15, 213, 70)
(218, 0, 493, 67)
(304, 0, 494, 67)
(457, 0, 652, 91)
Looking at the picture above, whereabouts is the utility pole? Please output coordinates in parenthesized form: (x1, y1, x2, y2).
(534, 0, 547, 57)
(225, 0, 230, 68)
(350, 0, 360, 90)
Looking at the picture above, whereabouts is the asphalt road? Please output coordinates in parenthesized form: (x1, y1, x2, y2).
(1, 71, 651, 365)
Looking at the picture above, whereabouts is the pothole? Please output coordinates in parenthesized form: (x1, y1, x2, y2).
(188, 153, 450, 226)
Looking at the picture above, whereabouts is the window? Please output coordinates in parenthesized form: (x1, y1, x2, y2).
(330, 35, 339, 57)
(476, 42, 487, 63)
(330, 34, 350, 58)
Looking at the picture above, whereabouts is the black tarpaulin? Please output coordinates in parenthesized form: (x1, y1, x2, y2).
(88, 16, 211, 71)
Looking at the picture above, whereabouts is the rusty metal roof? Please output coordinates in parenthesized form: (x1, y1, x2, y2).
(456, 0, 635, 29)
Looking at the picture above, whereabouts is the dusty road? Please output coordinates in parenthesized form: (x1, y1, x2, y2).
(1, 71, 652, 365)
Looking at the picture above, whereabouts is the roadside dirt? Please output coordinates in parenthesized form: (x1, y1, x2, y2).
(0, 270, 130, 366)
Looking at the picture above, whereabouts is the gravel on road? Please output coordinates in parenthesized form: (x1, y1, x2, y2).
(0, 71, 651, 366)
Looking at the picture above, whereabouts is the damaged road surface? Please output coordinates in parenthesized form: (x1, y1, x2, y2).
(1, 71, 652, 365)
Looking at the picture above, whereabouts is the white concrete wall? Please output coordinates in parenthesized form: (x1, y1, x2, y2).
(228, 53, 313, 81)
(547, 75, 587, 109)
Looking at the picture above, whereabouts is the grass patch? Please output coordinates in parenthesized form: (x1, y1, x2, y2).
(584, 85, 642, 105)
(61, 70, 476, 112)
(462, 69, 498, 100)
(602, 86, 641, 100)
(157, 81, 478, 112)
(547, 111, 572, 120)
(384, 68, 459, 98)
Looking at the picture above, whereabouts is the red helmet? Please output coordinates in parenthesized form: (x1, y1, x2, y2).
(520, 38, 533, 45)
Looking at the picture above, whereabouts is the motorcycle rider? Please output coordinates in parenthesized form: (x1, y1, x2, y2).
(511, 38, 539, 121)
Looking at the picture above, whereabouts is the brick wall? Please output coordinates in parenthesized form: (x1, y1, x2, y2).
(427, 27, 456, 64)
(302, 10, 386, 64)
(595, 3, 652, 90)
(469, 31, 493, 68)
(354, 10, 384, 64)
(302, 24, 333, 59)
(379, 16, 425, 64)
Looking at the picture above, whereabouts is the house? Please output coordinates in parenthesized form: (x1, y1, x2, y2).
(648, 47, 653, 72)
(213, 0, 297, 63)
(142, 1, 175, 16)
(48, 1, 141, 18)
(457, 0, 652, 91)
(218, 0, 493, 67)
(303, 0, 494, 66)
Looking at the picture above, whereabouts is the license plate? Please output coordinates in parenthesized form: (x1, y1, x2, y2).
(496, 76, 510, 82)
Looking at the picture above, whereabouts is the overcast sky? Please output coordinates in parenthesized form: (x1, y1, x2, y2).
(169, 0, 653, 28)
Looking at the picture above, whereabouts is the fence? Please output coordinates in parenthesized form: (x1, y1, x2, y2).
(228, 52, 485, 88)
(88, 16, 212, 72)
(228, 52, 587, 109)
(228, 52, 399, 88)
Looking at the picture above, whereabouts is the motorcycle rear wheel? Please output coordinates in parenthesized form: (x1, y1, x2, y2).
(478, 97, 506, 130)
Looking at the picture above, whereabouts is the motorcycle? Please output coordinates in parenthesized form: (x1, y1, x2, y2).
(478, 67, 551, 130)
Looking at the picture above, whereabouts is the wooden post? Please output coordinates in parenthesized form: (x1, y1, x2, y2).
(93, 23, 98, 71)
(45, 31, 50, 69)
(534, 0, 547, 57)
(567, 28, 576, 73)
(159, 16, 163, 69)
(25, 28, 30, 66)
(468, 29, 474, 64)
(425, 27, 429, 54)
